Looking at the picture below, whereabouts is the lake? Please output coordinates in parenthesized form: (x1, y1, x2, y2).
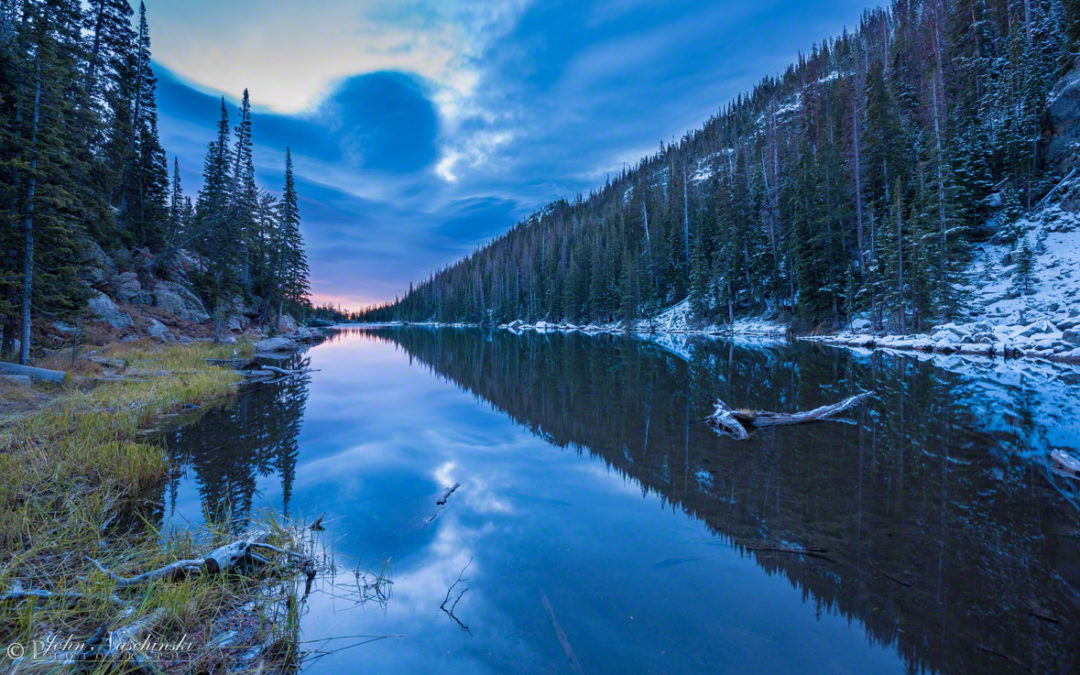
(159, 326, 1080, 674)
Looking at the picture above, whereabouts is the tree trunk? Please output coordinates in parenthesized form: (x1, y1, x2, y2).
(20, 59, 40, 366)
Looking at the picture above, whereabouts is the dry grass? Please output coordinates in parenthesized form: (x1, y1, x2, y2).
(0, 340, 309, 673)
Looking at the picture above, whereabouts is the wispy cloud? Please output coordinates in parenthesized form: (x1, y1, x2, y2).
(151, 0, 872, 309)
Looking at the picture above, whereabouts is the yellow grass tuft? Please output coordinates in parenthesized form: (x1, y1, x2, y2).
(0, 340, 309, 672)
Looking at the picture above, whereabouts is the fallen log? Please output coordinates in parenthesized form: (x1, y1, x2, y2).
(0, 361, 66, 383)
(88, 537, 310, 586)
(258, 364, 302, 377)
(707, 391, 875, 440)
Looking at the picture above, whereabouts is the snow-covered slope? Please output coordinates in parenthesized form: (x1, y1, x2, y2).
(810, 198, 1080, 362)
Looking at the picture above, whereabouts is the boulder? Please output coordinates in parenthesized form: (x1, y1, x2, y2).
(87, 291, 133, 329)
(291, 326, 322, 342)
(130, 247, 155, 273)
(1062, 328, 1080, 347)
(76, 239, 114, 287)
(225, 314, 247, 332)
(932, 323, 968, 340)
(276, 313, 297, 333)
(253, 337, 295, 353)
(109, 272, 142, 302)
(146, 319, 175, 343)
(1018, 320, 1061, 338)
(153, 281, 210, 323)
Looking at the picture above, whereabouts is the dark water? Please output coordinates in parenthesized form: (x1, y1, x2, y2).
(159, 326, 1080, 674)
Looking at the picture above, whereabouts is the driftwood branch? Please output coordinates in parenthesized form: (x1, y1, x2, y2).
(88, 556, 205, 587)
(1051, 449, 1080, 479)
(440, 558, 472, 633)
(437, 483, 461, 506)
(0, 589, 126, 607)
(706, 391, 875, 440)
(87, 537, 311, 587)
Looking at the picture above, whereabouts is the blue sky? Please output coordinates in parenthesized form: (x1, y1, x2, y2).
(148, 0, 872, 309)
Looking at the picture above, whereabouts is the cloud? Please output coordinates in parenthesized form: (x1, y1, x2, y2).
(152, 0, 875, 309)
(144, 0, 529, 117)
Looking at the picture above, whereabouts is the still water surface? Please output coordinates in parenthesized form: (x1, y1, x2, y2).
(161, 326, 1080, 674)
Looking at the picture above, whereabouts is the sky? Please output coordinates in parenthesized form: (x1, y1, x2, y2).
(147, 0, 873, 309)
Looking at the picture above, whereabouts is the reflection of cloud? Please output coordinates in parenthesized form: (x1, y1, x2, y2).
(435, 460, 514, 515)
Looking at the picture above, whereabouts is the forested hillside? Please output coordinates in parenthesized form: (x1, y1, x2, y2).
(369, 0, 1079, 331)
(0, 0, 310, 365)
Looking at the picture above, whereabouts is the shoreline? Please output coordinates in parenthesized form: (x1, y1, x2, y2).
(341, 319, 1080, 366)
(0, 335, 324, 672)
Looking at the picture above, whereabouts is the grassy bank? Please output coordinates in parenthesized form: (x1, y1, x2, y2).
(0, 341, 309, 672)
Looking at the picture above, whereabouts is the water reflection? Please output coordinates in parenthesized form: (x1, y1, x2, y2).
(162, 327, 1080, 674)
(163, 356, 310, 529)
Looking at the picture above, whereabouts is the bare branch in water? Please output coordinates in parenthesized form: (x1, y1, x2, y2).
(441, 558, 473, 633)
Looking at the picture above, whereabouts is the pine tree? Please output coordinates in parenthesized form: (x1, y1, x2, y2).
(2, 0, 94, 363)
(1011, 237, 1036, 296)
(193, 99, 237, 341)
(275, 148, 308, 319)
(231, 88, 258, 289)
(121, 1, 168, 251)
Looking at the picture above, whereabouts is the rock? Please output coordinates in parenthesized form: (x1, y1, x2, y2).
(253, 337, 296, 353)
(87, 291, 133, 329)
(225, 314, 247, 332)
(1018, 320, 1060, 338)
(78, 264, 108, 286)
(75, 238, 115, 287)
(109, 272, 142, 302)
(146, 319, 175, 343)
(153, 281, 210, 323)
(932, 323, 968, 340)
(276, 313, 297, 333)
(53, 320, 77, 334)
(1062, 329, 1080, 347)
(291, 326, 322, 342)
(130, 247, 155, 273)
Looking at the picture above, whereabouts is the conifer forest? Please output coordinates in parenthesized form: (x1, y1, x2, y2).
(0, 0, 310, 363)
(366, 0, 1079, 332)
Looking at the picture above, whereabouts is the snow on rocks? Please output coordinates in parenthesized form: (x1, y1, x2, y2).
(810, 199, 1080, 364)
(494, 298, 789, 340)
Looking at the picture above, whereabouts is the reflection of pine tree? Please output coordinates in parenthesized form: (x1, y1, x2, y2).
(165, 365, 309, 530)
(363, 326, 1077, 675)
